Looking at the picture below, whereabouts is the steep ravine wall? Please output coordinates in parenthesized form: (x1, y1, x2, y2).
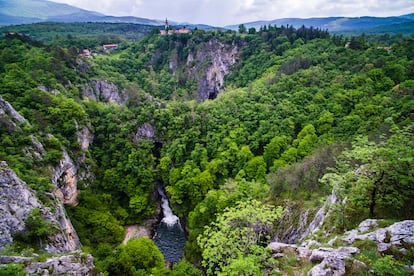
(0, 161, 80, 253)
(168, 37, 238, 101)
(0, 96, 94, 274)
(273, 189, 339, 244)
(188, 38, 238, 101)
(82, 79, 128, 104)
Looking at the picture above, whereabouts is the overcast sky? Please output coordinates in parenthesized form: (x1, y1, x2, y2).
(51, 0, 414, 26)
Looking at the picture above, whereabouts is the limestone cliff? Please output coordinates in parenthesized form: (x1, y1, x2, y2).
(186, 38, 238, 101)
(82, 79, 128, 104)
(52, 151, 79, 205)
(0, 95, 28, 133)
(0, 161, 80, 253)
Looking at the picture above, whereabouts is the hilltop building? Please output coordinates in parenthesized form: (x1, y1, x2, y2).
(103, 44, 119, 50)
(160, 18, 191, 35)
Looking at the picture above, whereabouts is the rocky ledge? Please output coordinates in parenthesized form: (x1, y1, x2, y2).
(269, 219, 414, 276)
(0, 253, 94, 275)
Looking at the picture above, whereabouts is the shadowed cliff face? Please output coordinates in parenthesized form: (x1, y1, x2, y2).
(186, 38, 238, 101)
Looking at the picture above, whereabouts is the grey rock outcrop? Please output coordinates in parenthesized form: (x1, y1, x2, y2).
(186, 38, 238, 101)
(76, 126, 94, 152)
(0, 161, 80, 253)
(52, 151, 79, 205)
(0, 96, 28, 132)
(309, 247, 360, 263)
(25, 254, 94, 275)
(342, 219, 414, 253)
(0, 161, 41, 250)
(134, 123, 156, 142)
(273, 190, 339, 245)
(308, 256, 346, 276)
(301, 190, 339, 242)
(23, 135, 46, 161)
(269, 241, 359, 276)
(43, 202, 80, 253)
(0, 254, 94, 275)
(82, 79, 127, 104)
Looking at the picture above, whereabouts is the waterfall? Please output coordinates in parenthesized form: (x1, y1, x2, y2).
(154, 181, 186, 263)
(157, 184, 180, 227)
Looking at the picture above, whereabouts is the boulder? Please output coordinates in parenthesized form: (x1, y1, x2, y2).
(308, 256, 346, 276)
(269, 242, 298, 253)
(25, 254, 94, 276)
(357, 219, 378, 233)
(342, 219, 414, 253)
(309, 247, 360, 263)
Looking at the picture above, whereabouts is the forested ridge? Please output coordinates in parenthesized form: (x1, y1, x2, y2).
(0, 24, 413, 275)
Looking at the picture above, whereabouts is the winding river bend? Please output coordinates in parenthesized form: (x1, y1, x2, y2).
(153, 182, 186, 263)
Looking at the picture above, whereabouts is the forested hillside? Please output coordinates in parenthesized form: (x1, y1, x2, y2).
(0, 24, 413, 275)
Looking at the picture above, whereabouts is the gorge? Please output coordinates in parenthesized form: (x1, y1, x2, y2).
(0, 22, 413, 275)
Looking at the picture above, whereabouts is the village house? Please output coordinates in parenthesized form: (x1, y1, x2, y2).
(376, 46, 392, 54)
(80, 49, 91, 58)
(102, 43, 119, 50)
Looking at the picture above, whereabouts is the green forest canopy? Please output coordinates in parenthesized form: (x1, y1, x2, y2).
(0, 23, 413, 274)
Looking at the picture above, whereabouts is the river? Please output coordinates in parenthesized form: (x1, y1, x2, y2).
(153, 182, 186, 263)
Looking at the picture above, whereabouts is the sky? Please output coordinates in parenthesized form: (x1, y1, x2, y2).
(51, 0, 414, 26)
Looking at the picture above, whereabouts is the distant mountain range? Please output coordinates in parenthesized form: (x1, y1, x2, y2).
(1, 0, 414, 34)
(0, 0, 166, 26)
(225, 13, 414, 34)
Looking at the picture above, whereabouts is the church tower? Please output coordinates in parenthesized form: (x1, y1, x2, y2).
(165, 18, 169, 31)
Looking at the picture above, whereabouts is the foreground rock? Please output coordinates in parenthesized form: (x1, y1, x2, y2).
(269, 219, 414, 275)
(342, 219, 414, 253)
(0, 254, 94, 275)
(269, 242, 359, 276)
(0, 161, 80, 253)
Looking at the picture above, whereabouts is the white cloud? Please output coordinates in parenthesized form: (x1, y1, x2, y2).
(50, 0, 414, 26)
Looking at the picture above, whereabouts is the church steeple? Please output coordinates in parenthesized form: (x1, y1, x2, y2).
(165, 18, 169, 31)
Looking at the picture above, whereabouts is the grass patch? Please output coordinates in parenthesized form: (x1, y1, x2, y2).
(353, 239, 377, 251)
(377, 219, 398, 228)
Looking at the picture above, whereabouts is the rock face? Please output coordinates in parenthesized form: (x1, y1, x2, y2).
(0, 95, 28, 132)
(0, 161, 80, 253)
(52, 151, 79, 205)
(82, 79, 127, 104)
(23, 135, 46, 161)
(185, 38, 238, 101)
(0, 161, 41, 250)
(342, 219, 414, 253)
(269, 219, 414, 275)
(134, 123, 156, 142)
(269, 241, 359, 276)
(0, 254, 94, 275)
(274, 190, 339, 244)
(76, 126, 94, 152)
